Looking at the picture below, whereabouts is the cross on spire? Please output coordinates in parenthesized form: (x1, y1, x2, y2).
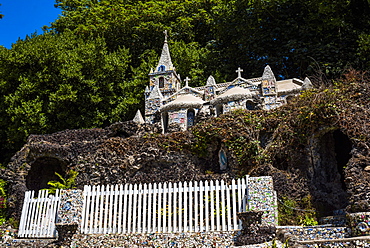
(236, 67, 243, 78)
(164, 30, 168, 42)
(184, 77, 191, 87)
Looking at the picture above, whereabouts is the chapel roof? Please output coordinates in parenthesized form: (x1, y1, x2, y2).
(210, 86, 255, 105)
(276, 79, 303, 95)
(160, 94, 205, 112)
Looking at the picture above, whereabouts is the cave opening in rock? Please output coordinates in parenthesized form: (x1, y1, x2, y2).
(26, 157, 66, 192)
(333, 129, 352, 191)
(313, 129, 352, 215)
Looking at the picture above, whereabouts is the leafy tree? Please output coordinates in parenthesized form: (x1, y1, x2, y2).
(0, 31, 133, 162)
(50, 0, 222, 67)
(214, 0, 370, 79)
(0, 179, 7, 225)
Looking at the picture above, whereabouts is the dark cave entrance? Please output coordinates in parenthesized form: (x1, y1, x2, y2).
(313, 129, 352, 215)
(333, 129, 352, 190)
(26, 157, 66, 192)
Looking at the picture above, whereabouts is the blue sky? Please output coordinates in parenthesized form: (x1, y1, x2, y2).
(0, 1, 61, 49)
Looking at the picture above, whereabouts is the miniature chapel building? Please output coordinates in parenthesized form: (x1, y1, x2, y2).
(143, 32, 312, 132)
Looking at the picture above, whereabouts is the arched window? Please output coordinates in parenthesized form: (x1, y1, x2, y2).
(246, 100, 256, 110)
(159, 77, 164, 88)
(158, 65, 166, 72)
(187, 109, 195, 128)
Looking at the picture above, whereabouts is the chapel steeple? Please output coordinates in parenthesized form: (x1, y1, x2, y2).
(156, 30, 174, 72)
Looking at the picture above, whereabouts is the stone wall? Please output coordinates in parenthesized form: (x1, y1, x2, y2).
(347, 212, 370, 237)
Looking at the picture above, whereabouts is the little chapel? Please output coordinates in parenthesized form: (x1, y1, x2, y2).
(141, 32, 313, 132)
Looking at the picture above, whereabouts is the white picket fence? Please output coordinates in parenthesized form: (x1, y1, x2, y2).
(80, 177, 249, 234)
(18, 189, 60, 238)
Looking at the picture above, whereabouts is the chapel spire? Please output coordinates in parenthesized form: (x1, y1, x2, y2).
(156, 30, 174, 72)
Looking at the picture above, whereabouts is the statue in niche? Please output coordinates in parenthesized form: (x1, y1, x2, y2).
(219, 148, 228, 171)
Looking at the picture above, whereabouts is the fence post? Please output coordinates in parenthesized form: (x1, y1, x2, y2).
(18, 191, 30, 238)
(204, 180, 209, 232)
(231, 179, 237, 230)
(142, 183, 147, 233)
(173, 182, 177, 232)
(122, 184, 128, 233)
(146, 183, 152, 233)
(194, 181, 198, 232)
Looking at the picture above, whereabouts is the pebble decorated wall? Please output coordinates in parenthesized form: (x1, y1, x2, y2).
(347, 212, 370, 237)
(248, 176, 278, 225)
(57, 189, 84, 225)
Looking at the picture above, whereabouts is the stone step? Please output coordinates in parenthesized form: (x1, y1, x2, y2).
(319, 215, 347, 227)
(298, 235, 370, 247)
(277, 226, 350, 242)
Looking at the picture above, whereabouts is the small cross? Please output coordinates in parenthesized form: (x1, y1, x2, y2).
(164, 30, 168, 42)
(184, 77, 191, 87)
(236, 67, 243, 78)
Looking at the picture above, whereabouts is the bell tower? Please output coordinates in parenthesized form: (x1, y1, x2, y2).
(148, 31, 181, 98)
(145, 31, 181, 123)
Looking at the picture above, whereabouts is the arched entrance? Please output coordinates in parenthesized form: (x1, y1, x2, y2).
(312, 129, 352, 215)
(26, 157, 66, 192)
(216, 104, 223, 117)
(246, 100, 256, 110)
(162, 112, 169, 133)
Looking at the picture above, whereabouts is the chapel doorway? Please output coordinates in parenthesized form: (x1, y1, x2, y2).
(216, 104, 223, 117)
(162, 112, 169, 132)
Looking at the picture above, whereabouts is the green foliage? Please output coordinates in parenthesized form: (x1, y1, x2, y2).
(215, 0, 370, 79)
(268, 238, 289, 248)
(278, 195, 318, 226)
(46, 170, 78, 194)
(51, 0, 222, 69)
(0, 179, 7, 225)
(0, 31, 132, 162)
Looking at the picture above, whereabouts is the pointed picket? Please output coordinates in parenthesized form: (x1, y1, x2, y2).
(204, 180, 209, 232)
(147, 183, 152, 233)
(122, 184, 129, 233)
(152, 182, 157, 233)
(173, 182, 177, 232)
(178, 181, 183, 232)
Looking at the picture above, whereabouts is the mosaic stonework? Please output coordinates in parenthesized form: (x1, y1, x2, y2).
(71, 232, 236, 248)
(279, 226, 350, 241)
(347, 212, 370, 237)
(57, 189, 84, 225)
(248, 176, 278, 225)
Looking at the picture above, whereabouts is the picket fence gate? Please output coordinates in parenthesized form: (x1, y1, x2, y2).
(18, 189, 60, 238)
(81, 177, 249, 234)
